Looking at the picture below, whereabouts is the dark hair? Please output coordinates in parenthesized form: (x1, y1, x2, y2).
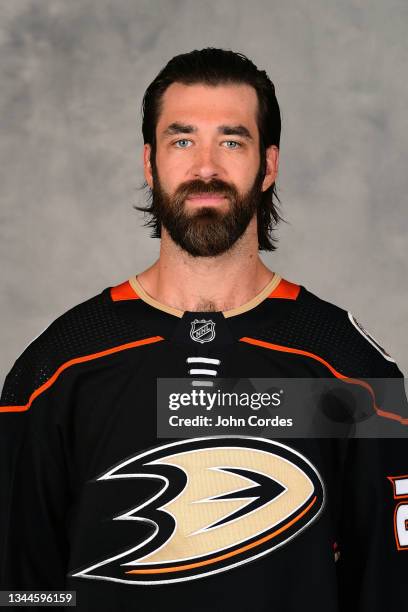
(136, 47, 283, 251)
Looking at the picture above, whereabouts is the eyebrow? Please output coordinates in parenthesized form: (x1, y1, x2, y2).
(161, 122, 253, 140)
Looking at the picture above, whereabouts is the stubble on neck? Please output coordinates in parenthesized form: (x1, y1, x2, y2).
(191, 300, 218, 312)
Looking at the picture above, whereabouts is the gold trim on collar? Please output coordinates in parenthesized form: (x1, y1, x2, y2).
(128, 273, 282, 319)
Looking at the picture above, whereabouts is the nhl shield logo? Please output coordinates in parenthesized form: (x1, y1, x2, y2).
(190, 319, 216, 343)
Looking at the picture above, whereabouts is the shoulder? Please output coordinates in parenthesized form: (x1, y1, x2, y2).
(262, 279, 403, 378)
(300, 285, 401, 377)
(0, 280, 149, 412)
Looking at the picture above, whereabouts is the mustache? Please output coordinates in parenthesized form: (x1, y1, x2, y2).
(173, 179, 238, 202)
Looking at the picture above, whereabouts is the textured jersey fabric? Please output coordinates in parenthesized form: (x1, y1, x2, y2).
(1, 275, 407, 611)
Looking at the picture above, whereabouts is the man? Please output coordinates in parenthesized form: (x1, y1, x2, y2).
(1, 48, 407, 611)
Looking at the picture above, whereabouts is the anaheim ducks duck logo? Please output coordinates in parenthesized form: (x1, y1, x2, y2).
(71, 437, 324, 585)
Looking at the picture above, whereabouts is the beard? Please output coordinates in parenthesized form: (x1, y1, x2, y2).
(150, 162, 265, 257)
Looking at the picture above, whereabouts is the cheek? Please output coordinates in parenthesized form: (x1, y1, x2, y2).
(151, 153, 173, 192)
(155, 149, 189, 185)
(231, 154, 261, 190)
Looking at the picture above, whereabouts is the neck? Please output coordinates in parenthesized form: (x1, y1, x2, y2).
(136, 217, 275, 312)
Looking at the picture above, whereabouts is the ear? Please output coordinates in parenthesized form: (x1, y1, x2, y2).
(261, 145, 279, 192)
(143, 143, 153, 188)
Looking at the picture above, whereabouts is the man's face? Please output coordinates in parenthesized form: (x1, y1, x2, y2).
(144, 82, 278, 257)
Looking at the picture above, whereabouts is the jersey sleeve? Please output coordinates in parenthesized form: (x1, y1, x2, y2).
(0, 345, 71, 589)
(0, 288, 145, 591)
(336, 314, 408, 611)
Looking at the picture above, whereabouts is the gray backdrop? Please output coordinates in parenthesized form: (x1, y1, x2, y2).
(1, 0, 407, 389)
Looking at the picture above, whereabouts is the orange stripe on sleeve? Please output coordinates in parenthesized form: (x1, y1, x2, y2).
(239, 336, 408, 425)
(0, 336, 164, 414)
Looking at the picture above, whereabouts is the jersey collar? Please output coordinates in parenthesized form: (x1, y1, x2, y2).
(127, 273, 282, 319)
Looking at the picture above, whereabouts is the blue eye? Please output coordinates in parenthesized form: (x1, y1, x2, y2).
(223, 141, 241, 149)
(175, 139, 191, 148)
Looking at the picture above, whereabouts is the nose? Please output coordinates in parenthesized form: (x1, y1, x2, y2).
(190, 145, 222, 181)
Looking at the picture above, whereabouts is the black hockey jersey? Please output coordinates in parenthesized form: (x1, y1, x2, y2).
(1, 273, 407, 611)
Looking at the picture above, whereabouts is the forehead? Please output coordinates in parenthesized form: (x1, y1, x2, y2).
(157, 82, 259, 135)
